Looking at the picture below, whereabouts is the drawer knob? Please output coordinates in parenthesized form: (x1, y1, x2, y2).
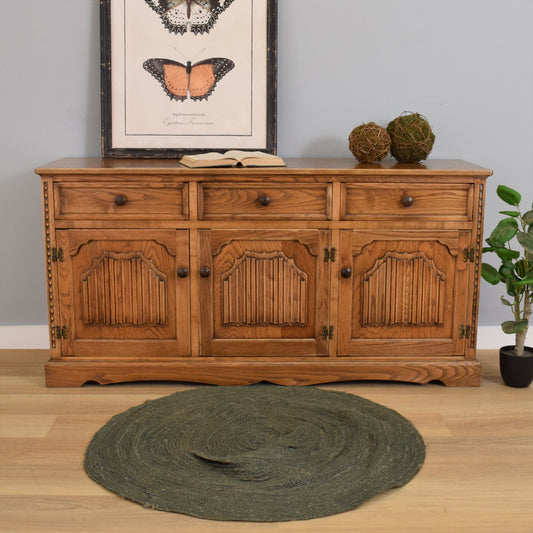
(402, 195, 414, 208)
(114, 194, 128, 206)
(258, 195, 271, 206)
(177, 267, 189, 278)
(199, 266, 211, 278)
(340, 267, 352, 279)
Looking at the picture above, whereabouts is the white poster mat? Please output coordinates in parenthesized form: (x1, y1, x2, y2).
(110, 0, 268, 150)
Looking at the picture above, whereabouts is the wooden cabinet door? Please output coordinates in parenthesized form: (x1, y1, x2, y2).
(56, 230, 190, 357)
(198, 229, 330, 356)
(338, 230, 472, 357)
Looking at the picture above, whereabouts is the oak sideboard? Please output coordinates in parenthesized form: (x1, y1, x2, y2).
(36, 158, 491, 386)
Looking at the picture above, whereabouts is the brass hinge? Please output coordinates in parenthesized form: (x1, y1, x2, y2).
(51, 247, 64, 262)
(321, 325, 334, 340)
(458, 324, 471, 339)
(463, 248, 476, 263)
(54, 326, 68, 339)
(324, 247, 336, 262)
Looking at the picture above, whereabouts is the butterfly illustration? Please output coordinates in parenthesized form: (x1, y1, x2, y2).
(143, 57, 235, 101)
(144, 0, 236, 35)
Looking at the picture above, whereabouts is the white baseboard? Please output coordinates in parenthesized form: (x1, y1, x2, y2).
(0, 326, 51, 349)
(0, 325, 528, 350)
(475, 326, 512, 349)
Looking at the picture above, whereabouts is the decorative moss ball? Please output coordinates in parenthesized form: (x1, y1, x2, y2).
(348, 122, 391, 163)
(387, 112, 435, 163)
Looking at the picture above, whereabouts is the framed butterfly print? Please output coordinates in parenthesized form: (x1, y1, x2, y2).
(101, 0, 277, 157)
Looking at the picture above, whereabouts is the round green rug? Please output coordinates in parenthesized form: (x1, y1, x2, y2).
(84, 385, 425, 522)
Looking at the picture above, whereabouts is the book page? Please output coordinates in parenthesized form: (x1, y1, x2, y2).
(185, 152, 229, 161)
(223, 150, 272, 160)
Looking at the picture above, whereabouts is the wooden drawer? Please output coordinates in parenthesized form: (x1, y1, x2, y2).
(341, 183, 472, 220)
(199, 183, 331, 219)
(55, 183, 188, 219)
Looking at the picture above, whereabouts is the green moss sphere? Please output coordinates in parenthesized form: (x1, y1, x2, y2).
(348, 122, 391, 163)
(387, 113, 435, 163)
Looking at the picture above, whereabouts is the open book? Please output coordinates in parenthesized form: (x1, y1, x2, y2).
(179, 150, 285, 168)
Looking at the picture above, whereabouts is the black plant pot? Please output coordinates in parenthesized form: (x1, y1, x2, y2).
(499, 346, 533, 388)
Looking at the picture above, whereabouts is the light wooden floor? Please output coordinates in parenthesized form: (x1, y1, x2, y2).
(1, 350, 532, 533)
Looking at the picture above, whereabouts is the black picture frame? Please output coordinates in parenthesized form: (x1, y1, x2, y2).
(100, 0, 277, 158)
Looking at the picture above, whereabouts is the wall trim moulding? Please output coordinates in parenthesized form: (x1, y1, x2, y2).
(1, 326, 51, 349)
(0, 325, 526, 350)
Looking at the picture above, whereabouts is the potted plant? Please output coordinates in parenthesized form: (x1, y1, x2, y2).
(481, 184, 533, 387)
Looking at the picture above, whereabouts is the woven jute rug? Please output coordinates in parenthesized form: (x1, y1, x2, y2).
(84, 385, 425, 522)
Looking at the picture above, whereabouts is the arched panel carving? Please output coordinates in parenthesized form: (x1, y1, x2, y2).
(81, 252, 167, 326)
(222, 251, 308, 326)
(362, 251, 446, 327)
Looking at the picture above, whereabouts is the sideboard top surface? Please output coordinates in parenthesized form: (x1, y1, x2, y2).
(35, 158, 492, 177)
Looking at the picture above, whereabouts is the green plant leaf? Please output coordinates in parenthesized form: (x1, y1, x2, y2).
(489, 225, 518, 245)
(496, 217, 519, 229)
(497, 185, 521, 206)
(499, 265, 515, 280)
(502, 259, 516, 269)
(495, 248, 520, 261)
(517, 232, 533, 254)
(501, 320, 529, 334)
(506, 279, 517, 296)
(500, 296, 513, 306)
(499, 210, 520, 217)
(523, 210, 533, 225)
(481, 263, 501, 284)
(485, 238, 505, 249)
(514, 278, 533, 287)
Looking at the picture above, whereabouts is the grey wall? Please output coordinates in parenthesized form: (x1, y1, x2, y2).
(1, 0, 532, 327)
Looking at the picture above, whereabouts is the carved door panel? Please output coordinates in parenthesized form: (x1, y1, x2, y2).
(198, 229, 330, 356)
(56, 230, 189, 357)
(338, 230, 472, 357)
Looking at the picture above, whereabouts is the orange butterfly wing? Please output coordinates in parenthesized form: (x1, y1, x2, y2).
(187, 58, 234, 101)
(163, 63, 189, 99)
(143, 58, 189, 101)
(188, 63, 216, 99)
